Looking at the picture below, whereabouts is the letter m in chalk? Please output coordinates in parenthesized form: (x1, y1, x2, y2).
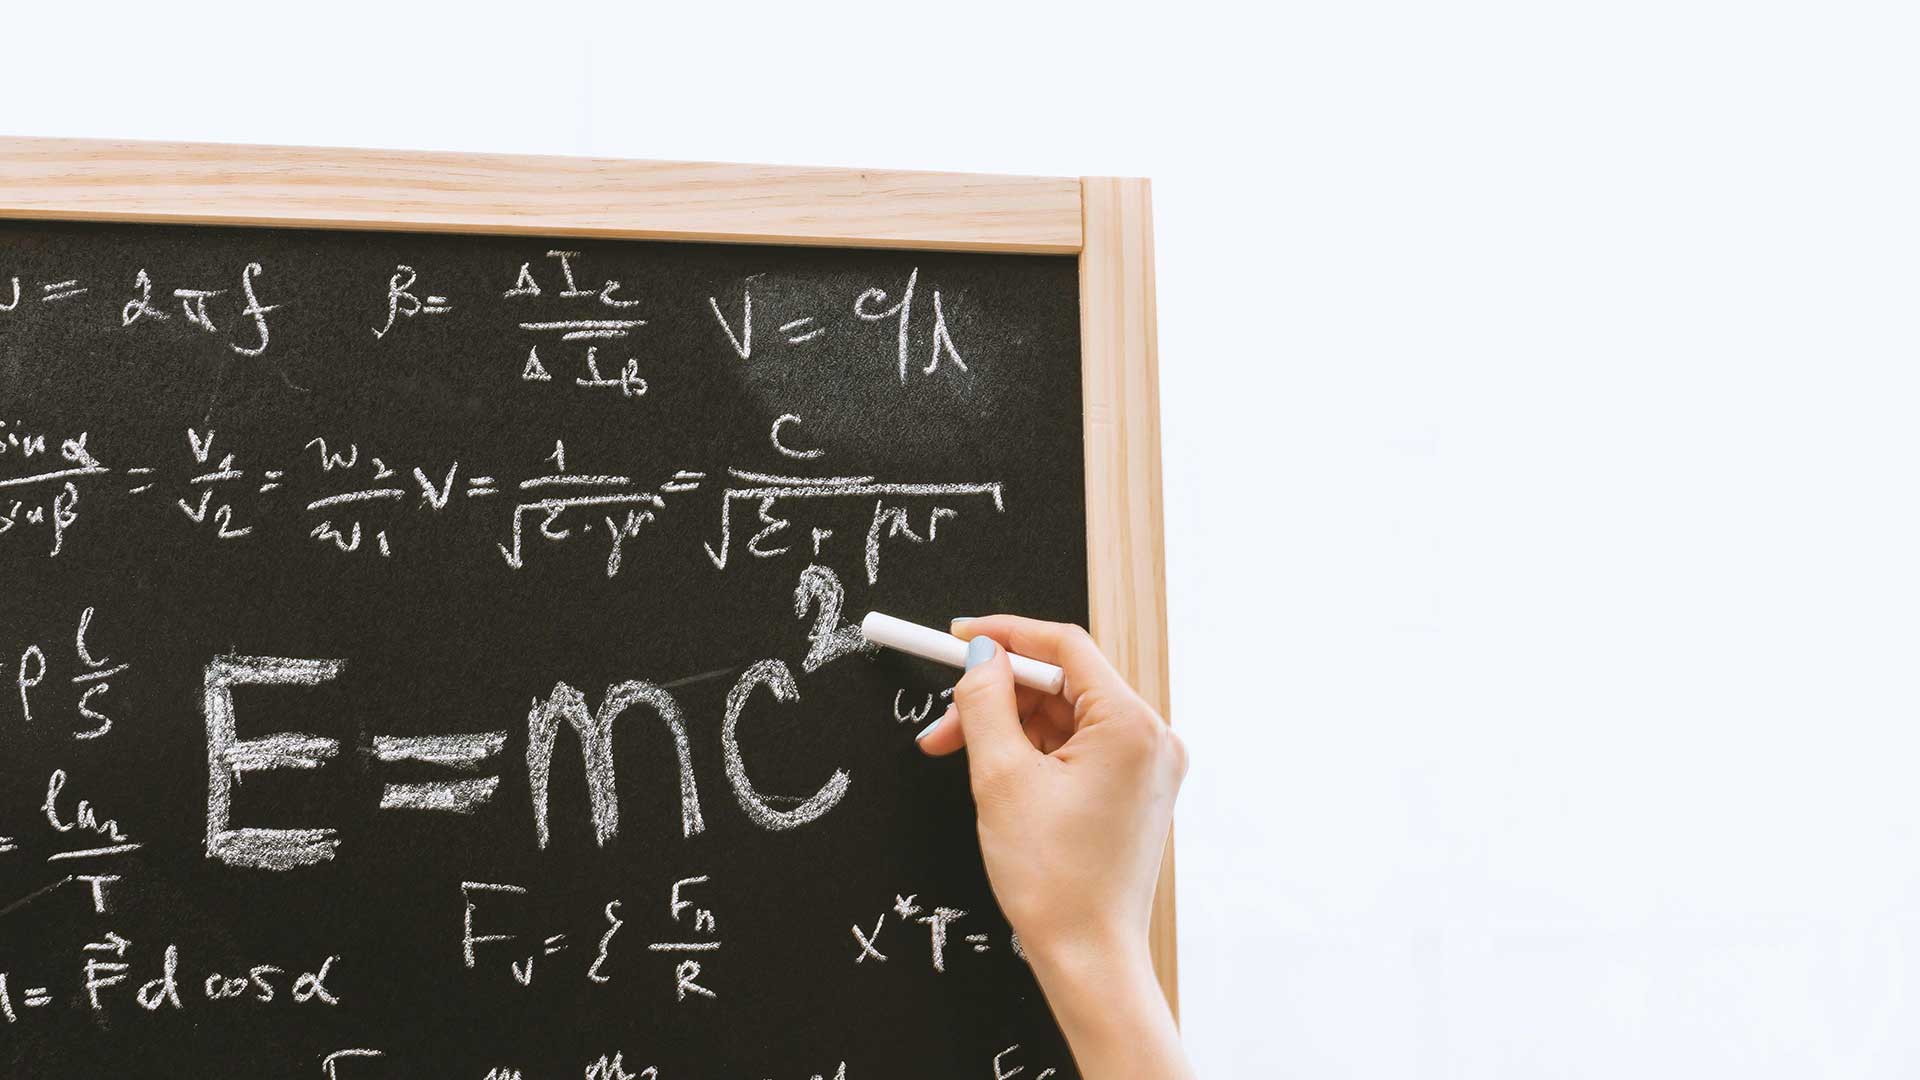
(204, 655, 346, 870)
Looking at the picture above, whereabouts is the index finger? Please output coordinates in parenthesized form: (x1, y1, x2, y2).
(949, 615, 1127, 706)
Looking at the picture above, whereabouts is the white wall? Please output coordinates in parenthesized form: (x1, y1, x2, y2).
(11, 2, 1920, 1074)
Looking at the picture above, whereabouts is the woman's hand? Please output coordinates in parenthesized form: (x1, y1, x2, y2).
(917, 615, 1194, 1080)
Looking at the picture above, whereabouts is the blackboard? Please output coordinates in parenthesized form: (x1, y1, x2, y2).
(0, 219, 1089, 1078)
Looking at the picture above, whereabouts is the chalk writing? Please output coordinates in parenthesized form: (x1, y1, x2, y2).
(11, 604, 132, 739)
(0, 221, 1082, 1077)
(0, 423, 1006, 583)
(461, 875, 723, 999)
(371, 264, 453, 339)
(849, 893, 1028, 975)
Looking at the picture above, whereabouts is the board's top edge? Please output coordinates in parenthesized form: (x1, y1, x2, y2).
(0, 134, 1088, 189)
(0, 135, 1091, 254)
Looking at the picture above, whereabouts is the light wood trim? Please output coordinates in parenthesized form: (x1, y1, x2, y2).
(1079, 177, 1177, 1016)
(0, 137, 1083, 253)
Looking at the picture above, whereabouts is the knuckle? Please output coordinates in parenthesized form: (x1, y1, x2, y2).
(1119, 712, 1184, 769)
(1165, 730, 1190, 778)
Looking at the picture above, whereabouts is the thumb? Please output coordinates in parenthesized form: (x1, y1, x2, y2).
(951, 635, 1037, 777)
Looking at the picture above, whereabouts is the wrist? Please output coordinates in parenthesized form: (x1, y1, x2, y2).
(1025, 921, 1160, 1017)
(1025, 921, 1151, 988)
(1026, 926, 1189, 1080)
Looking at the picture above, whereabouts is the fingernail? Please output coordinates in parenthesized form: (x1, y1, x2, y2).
(949, 616, 975, 630)
(916, 706, 953, 742)
(965, 636, 996, 670)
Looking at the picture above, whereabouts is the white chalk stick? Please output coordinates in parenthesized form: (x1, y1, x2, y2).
(860, 611, 1067, 696)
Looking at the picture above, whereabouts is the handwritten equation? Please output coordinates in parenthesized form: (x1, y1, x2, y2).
(0, 425, 1002, 585)
(4, 248, 977, 389)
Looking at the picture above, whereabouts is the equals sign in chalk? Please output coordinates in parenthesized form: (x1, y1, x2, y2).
(372, 732, 507, 814)
(860, 612, 1065, 696)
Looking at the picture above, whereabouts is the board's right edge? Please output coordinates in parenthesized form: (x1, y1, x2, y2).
(1078, 177, 1179, 1018)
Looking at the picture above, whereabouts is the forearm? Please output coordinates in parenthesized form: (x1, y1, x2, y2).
(1029, 935, 1196, 1080)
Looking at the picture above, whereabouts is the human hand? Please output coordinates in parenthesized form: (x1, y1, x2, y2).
(916, 616, 1193, 1079)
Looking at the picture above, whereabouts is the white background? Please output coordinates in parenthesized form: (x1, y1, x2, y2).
(10, 2, 1920, 1074)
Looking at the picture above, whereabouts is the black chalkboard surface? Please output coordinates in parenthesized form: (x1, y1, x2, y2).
(1, 221, 1086, 1078)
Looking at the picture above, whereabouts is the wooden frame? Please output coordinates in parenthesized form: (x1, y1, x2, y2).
(0, 136, 1176, 1015)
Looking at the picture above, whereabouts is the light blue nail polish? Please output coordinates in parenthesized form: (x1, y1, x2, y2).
(915, 715, 942, 742)
(965, 635, 996, 670)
